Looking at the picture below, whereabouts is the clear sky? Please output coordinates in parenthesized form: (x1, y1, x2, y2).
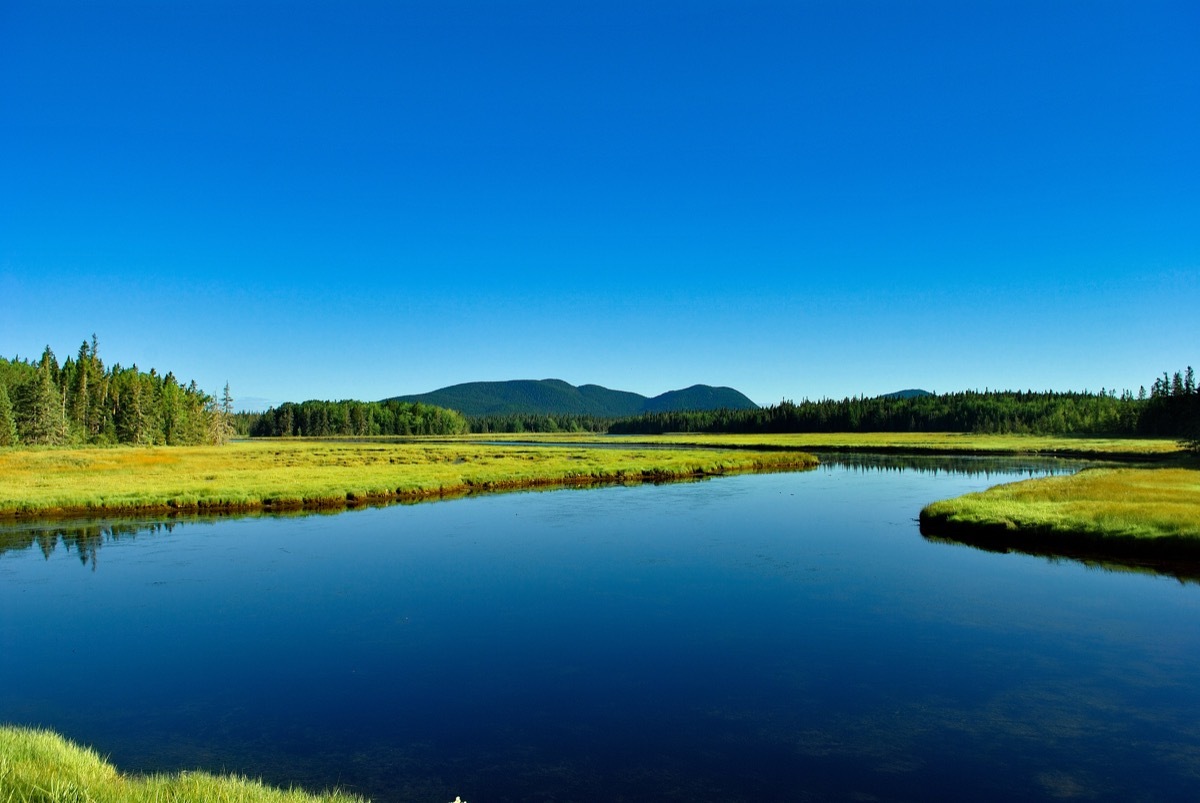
(2, 0, 1197, 410)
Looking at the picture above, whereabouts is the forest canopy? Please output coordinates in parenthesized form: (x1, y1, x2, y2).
(3, 337, 1194, 449)
(244, 399, 468, 437)
(0, 336, 233, 447)
(609, 371, 1199, 441)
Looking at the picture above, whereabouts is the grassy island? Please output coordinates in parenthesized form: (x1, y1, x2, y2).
(0, 726, 366, 803)
(920, 465, 1200, 560)
(0, 439, 818, 519)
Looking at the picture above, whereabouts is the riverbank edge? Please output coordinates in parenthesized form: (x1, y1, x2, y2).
(0, 725, 367, 803)
(918, 506, 1200, 561)
(918, 461, 1200, 563)
(0, 457, 819, 522)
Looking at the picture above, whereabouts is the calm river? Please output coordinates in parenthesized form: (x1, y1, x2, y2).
(2, 457, 1198, 802)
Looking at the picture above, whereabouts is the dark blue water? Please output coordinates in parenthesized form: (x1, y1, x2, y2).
(2, 459, 1198, 802)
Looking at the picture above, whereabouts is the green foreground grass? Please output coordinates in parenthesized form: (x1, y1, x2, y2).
(920, 465, 1200, 557)
(0, 439, 817, 519)
(0, 726, 366, 803)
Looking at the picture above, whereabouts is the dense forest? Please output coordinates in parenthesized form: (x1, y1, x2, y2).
(3, 339, 1195, 448)
(609, 370, 1200, 442)
(1140, 368, 1200, 442)
(0, 337, 233, 447)
(468, 412, 612, 434)
(244, 399, 468, 437)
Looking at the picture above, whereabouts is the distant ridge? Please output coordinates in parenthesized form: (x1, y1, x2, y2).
(386, 379, 758, 418)
(879, 389, 934, 399)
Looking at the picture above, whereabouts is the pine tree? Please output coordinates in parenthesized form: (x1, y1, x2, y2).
(0, 382, 18, 446)
(70, 340, 91, 436)
(24, 347, 66, 445)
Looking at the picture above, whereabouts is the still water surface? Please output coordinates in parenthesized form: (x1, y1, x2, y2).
(2, 457, 1199, 802)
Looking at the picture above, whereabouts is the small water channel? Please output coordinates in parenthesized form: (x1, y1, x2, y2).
(1, 458, 1197, 801)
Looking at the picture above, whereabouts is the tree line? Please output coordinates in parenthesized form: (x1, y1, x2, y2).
(243, 399, 469, 437)
(608, 371, 1199, 441)
(468, 413, 611, 434)
(0, 337, 234, 447)
(1140, 368, 1199, 440)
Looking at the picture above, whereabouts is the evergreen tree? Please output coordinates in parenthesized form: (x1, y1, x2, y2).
(22, 347, 67, 445)
(69, 340, 91, 438)
(0, 382, 18, 447)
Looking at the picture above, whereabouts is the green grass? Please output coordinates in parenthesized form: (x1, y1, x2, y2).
(920, 465, 1200, 558)
(0, 726, 366, 803)
(0, 439, 817, 519)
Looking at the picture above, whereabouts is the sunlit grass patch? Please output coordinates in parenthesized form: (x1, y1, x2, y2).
(920, 467, 1200, 555)
(0, 725, 365, 802)
(0, 440, 817, 519)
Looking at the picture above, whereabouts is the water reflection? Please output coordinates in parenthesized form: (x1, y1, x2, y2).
(922, 531, 1200, 585)
(814, 452, 1099, 478)
(0, 519, 186, 569)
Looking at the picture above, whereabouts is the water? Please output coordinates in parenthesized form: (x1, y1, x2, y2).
(2, 459, 1198, 802)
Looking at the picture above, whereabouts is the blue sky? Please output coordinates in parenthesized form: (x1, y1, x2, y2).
(2, 0, 1196, 410)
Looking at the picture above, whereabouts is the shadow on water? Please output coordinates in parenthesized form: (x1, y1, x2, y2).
(920, 530, 1200, 586)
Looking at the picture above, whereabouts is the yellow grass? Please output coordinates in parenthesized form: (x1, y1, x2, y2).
(0, 439, 817, 519)
(921, 466, 1200, 544)
(0, 725, 366, 803)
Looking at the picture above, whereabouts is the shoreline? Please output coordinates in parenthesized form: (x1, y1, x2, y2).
(918, 465, 1200, 564)
(0, 463, 817, 522)
(0, 440, 818, 522)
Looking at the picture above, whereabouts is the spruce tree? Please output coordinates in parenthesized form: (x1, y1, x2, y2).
(70, 340, 91, 437)
(24, 347, 66, 445)
(0, 382, 18, 447)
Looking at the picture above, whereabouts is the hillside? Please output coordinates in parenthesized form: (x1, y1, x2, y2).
(879, 389, 935, 399)
(387, 380, 758, 418)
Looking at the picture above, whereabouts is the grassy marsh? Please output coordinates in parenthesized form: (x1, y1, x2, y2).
(920, 465, 1200, 558)
(0, 439, 817, 519)
(0, 726, 366, 803)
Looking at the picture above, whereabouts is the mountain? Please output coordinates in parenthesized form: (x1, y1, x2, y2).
(387, 379, 758, 418)
(879, 389, 934, 399)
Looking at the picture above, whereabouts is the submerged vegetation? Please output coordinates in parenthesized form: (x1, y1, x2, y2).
(0, 440, 817, 519)
(0, 726, 365, 803)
